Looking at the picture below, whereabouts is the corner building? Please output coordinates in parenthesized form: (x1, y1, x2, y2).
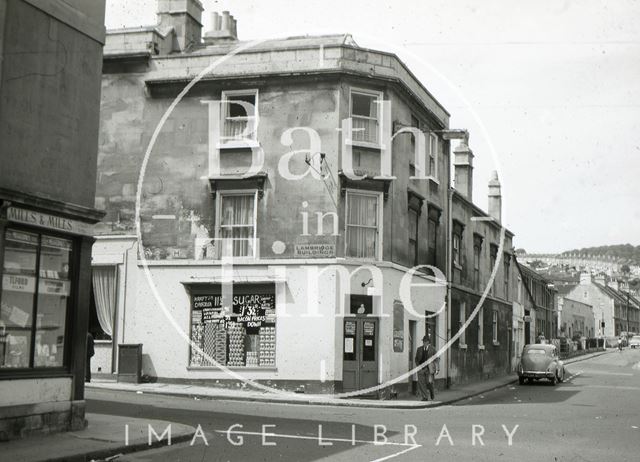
(92, 1, 515, 394)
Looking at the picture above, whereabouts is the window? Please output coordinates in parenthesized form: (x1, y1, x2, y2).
(492, 310, 499, 343)
(452, 221, 464, 269)
(350, 89, 381, 144)
(429, 133, 438, 179)
(345, 191, 380, 259)
(517, 276, 523, 303)
(473, 234, 483, 291)
(408, 208, 418, 266)
(458, 300, 466, 346)
(478, 307, 484, 348)
(89, 266, 117, 341)
(217, 192, 257, 258)
(427, 206, 440, 267)
(410, 115, 420, 151)
(489, 244, 498, 295)
(504, 253, 511, 300)
(221, 89, 258, 144)
(189, 285, 276, 368)
(1, 229, 73, 369)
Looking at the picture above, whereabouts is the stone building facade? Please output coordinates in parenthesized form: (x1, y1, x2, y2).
(0, 0, 105, 440)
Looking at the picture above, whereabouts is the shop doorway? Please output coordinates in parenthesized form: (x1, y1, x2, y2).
(342, 317, 379, 393)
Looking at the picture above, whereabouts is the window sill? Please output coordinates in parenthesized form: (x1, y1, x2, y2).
(218, 140, 260, 150)
(346, 140, 383, 151)
(187, 366, 277, 372)
(458, 343, 467, 350)
(453, 263, 463, 271)
(95, 340, 113, 345)
(493, 341, 500, 346)
(478, 345, 485, 350)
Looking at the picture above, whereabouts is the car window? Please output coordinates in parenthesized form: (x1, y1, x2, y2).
(526, 349, 547, 355)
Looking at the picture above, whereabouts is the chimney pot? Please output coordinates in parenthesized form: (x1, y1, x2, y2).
(488, 170, 502, 222)
(453, 141, 474, 202)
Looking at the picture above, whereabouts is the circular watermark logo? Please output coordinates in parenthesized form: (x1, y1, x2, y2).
(134, 32, 507, 399)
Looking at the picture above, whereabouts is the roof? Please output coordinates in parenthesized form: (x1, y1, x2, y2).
(593, 283, 640, 309)
(451, 189, 515, 238)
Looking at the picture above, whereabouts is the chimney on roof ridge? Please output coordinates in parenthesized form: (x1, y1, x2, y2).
(204, 10, 238, 44)
(157, 0, 204, 52)
(453, 140, 474, 202)
(488, 170, 502, 223)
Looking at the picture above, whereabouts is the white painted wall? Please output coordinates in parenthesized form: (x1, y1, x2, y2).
(0, 377, 71, 406)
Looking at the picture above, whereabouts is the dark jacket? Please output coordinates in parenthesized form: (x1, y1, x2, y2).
(415, 344, 439, 373)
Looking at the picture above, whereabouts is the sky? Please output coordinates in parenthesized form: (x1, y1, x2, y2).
(105, 0, 640, 253)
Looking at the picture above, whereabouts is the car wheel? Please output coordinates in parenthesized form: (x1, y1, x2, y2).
(519, 376, 525, 385)
(550, 375, 557, 386)
(558, 369, 564, 383)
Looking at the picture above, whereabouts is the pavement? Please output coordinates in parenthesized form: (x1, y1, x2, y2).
(2, 348, 610, 462)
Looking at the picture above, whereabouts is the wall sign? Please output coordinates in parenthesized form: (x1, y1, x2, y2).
(294, 244, 335, 258)
(393, 300, 404, 352)
(7, 207, 93, 236)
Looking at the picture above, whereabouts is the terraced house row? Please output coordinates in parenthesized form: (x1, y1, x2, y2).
(87, 0, 549, 395)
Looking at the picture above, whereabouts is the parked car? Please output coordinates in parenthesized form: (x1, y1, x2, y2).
(517, 344, 565, 385)
(629, 335, 640, 349)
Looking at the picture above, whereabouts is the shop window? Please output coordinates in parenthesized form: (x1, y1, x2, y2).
(217, 192, 257, 258)
(350, 89, 381, 144)
(89, 266, 117, 341)
(189, 285, 276, 368)
(221, 89, 258, 144)
(345, 191, 380, 259)
(1, 229, 73, 369)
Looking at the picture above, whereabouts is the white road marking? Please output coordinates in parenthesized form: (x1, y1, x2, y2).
(370, 444, 422, 462)
(572, 369, 633, 376)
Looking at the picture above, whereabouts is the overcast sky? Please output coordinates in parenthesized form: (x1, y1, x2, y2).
(105, 0, 640, 253)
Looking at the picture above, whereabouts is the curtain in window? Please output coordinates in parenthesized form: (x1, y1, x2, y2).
(221, 194, 255, 257)
(92, 266, 117, 337)
(347, 194, 378, 258)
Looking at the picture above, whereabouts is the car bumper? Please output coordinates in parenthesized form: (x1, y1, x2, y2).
(518, 371, 555, 379)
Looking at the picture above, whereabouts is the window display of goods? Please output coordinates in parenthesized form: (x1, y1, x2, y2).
(259, 326, 276, 366)
(227, 322, 246, 366)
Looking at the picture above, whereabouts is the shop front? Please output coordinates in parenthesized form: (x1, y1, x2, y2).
(0, 202, 99, 439)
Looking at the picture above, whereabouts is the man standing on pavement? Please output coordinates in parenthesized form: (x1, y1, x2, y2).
(86, 332, 95, 382)
(415, 335, 439, 401)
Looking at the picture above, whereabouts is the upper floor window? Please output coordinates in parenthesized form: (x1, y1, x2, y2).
(345, 191, 381, 260)
(408, 208, 419, 267)
(350, 89, 381, 145)
(427, 206, 441, 268)
(429, 132, 438, 179)
(489, 244, 498, 295)
(217, 191, 257, 258)
(221, 89, 258, 144)
(492, 310, 499, 343)
(473, 234, 483, 291)
(458, 300, 467, 346)
(452, 221, 464, 269)
(504, 253, 511, 300)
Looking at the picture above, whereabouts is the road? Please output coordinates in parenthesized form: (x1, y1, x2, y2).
(86, 349, 640, 461)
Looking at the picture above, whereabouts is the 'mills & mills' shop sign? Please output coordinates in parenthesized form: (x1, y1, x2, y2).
(6, 207, 93, 235)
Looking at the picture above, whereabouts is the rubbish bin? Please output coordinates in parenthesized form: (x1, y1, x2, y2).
(117, 344, 142, 383)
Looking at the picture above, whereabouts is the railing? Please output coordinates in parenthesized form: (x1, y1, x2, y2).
(351, 116, 378, 144)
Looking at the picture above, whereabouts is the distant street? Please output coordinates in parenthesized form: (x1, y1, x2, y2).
(86, 349, 640, 461)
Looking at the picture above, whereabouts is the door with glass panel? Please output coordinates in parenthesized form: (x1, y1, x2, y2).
(342, 317, 379, 393)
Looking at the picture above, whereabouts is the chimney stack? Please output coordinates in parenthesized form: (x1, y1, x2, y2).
(157, 0, 204, 51)
(204, 10, 239, 44)
(453, 140, 474, 202)
(488, 170, 502, 222)
(608, 279, 619, 291)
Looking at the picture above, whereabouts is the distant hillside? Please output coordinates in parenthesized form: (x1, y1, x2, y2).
(561, 244, 640, 265)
